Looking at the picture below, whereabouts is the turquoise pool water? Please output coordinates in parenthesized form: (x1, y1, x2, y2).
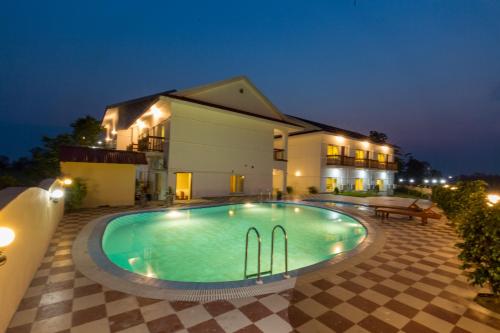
(102, 203, 366, 283)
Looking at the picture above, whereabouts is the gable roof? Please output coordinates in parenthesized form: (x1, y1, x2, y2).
(285, 114, 396, 147)
(60, 146, 147, 165)
(173, 76, 286, 121)
(102, 77, 300, 130)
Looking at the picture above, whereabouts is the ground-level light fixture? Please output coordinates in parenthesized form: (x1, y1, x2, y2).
(409, 179, 415, 183)
(399, 179, 404, 183)
(50, 189, 64, 203)
(0, 227, 15, 267)
(439, 179, 446, 184)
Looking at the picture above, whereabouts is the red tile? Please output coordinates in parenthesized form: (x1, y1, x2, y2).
(5, 324, 32, 333)
(317, 311, 354, 332)
(423, 304, 460, 324)
(404, 287, 434, 302)
(234, 324, 263, 333)
(203, 300, 235, 317)
(170, 301, 199, 312)
(109, 309, 144, 333)
(402, 320, 439, 333)
(359, 315, 399, 333)
(384, 300, 418, 318)
(277, 305, 312, 328)
(239, 301, 273, 322)
(104, 290, 130, 302)
(312, 279, 335, 290)
(347, 295, 379, 313)
(74, 284, 102, 298)
(147, 314, 184, 333)
(72, 304, 107, 327)
(339, 280, 366, 293)
(36, 300, 73, 321)
(187, 319, 225, 333)
(311, 292, 343, 308)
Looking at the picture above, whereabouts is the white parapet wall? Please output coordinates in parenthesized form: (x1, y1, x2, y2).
(0, 179, 64, 332)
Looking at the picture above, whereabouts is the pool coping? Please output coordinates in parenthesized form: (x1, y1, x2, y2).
(72, 201, 384, 301)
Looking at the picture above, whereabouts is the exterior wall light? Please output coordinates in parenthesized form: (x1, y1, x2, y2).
(111, 129, 117, 135)
(409, 179, 415, 183)
(424, 179, 429, 184)
(399, 179, 404, 182)
(439, 179, 446, 184)
(487, 194, 500, 205)
(431, 179, 437, 184)
(362, 141, 370, 148)
(335, 135, 345, 143)
(0, 227, 15, 267)
(50, 189, 64, 203)
(62, 178, 73, 186)
(294, 171, 302, 177)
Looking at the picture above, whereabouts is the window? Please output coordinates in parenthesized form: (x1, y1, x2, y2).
(230, 175, 245, 193)
(355, 150, 365, 160)
(377, 153, 386, 163)
(327, 145, 339, 156)
(355, 178, 364, 191)
(326, 177, 337, 192)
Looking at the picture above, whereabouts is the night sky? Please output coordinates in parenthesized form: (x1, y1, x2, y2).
(1, 1, 499, 174)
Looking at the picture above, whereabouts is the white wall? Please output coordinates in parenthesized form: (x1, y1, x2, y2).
(286, 133, 323, 193)
(0, 180, 64, 332)
(166, 100, 281, 197)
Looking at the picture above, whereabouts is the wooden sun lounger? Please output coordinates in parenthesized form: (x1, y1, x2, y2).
(376, 203, 441, 225)
(373, 199, 421, 217)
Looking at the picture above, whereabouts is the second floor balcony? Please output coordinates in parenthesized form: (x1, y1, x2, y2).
(326, 155, 397, 171)
(273, 148, 287, 161)
(127, 136, 165, 153)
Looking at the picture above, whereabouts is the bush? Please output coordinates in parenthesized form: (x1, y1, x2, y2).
(308, 186, 318, 194)
(334, 187, 339, 195)
(432, 181, 487, 222)
(394, 186, 429, 199)
(456, 200, 500, 295)
(276, 190, 283, 200)
(0, 175, 18, 190)
(65, 178, 87, 211)
(374, 184, 380, 193)
(286, 186, 293, 194)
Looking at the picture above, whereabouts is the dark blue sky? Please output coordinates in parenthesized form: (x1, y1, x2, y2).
(1, 1, 499, 174)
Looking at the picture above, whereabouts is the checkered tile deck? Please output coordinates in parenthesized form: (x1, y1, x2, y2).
(7, 204, 500, 333)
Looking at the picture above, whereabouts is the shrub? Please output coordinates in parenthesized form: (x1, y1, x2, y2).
(334, 187, 340, 195)
(374, 184, 380, 193)
(394, 186, 429, 199)
(65, 178, 87, 211)
(286, 186, 293, 194)
(432, 181, 487, 222)
(308, 186, 318, 194)
(0, 175, 18, 190)
(456, 200, 500, 295)
(276, 190, 283, 200)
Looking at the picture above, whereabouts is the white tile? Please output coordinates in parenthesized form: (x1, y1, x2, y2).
(259, 294, 290, 313)
(177, 304, 212, 328)
(215, 309, 252, 332)
(255, 314, 292, 333)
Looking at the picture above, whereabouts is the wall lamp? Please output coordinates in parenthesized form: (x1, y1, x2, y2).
(50, 189, 64, 203)
(0, 227, 15, 267)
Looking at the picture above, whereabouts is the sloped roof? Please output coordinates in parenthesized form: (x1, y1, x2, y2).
(285, 114, 396, 147)
(60, 146, 147, 165)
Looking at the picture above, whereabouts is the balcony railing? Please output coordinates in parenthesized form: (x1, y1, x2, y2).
(274, 149, 287, 161)
(127, 136, 165, 152)
(326, 155, 397, 170)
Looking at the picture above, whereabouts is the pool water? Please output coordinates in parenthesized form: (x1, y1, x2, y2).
(102, 203, 366, 283)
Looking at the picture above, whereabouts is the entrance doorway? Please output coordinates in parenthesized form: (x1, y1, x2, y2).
(355, 178, 364, 191)
(376, 179, 384, 191)
(175, 172, 192, 200)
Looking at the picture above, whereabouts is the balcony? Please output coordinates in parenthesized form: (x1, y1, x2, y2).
(274, 148, 287, 161)
(127, 136, 165, 152)
(326, 155, 397, 170)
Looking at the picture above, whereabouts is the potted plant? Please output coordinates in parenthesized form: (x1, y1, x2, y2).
(165, 186, 175, 206)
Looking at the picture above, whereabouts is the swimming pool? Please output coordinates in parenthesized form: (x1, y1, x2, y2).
(102, 202, 366, 283)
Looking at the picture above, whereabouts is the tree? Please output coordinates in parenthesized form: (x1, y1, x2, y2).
(369, 131, 388, 144)
(71, 116, 103, 146)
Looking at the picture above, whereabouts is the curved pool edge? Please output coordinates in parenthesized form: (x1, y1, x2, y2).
(72, 201, 384, 301)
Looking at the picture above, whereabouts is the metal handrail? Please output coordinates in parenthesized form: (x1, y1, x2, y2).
(244, 227, 263, 284)
(270, 225, 290, 279)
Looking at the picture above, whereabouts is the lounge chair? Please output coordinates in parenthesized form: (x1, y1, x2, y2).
(376, 203, 441, 225)
(373, 199, 421, 217)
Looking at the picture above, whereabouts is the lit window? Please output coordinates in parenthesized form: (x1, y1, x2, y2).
(326, 177, 337, 191)
(327, 145, 339, 156)
(230, 175, 245, 193)
(355, 150, 365, 160)
(377, 153, 386, 163)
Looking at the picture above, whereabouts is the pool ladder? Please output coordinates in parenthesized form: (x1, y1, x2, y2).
(244, 225, 290, 284)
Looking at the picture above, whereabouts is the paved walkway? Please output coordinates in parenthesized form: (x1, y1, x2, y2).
(6, 203, 500, 333)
